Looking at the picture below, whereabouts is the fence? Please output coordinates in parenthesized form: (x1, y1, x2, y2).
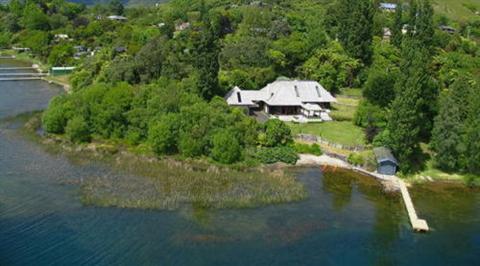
(295, 133, 366, 152)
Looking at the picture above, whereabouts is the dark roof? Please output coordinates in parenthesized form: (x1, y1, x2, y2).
(373, 147, 398, 165)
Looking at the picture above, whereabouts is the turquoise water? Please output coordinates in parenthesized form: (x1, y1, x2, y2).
(0, 60, 479, 265)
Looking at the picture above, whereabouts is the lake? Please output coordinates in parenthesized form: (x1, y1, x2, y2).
(0, 60, 479, 266)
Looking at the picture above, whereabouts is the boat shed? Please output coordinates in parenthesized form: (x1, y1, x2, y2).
(374, 147, 398, 175)
(51, 66, 76, 76)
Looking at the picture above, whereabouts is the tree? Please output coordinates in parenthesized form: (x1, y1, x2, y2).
(65, 116, 91, 143)
(300, 41, 360, 93)
(260, 119, 293, 147)
(196, 26, 221, 99)
(363, 69, 396, 107)
(42, 96, 71, 134)
(21, 2, 50, 31)
(210, 129, 242, 164)
(48, 44, 74, 66)
(336, 0, 375, 65)
(430, 91, 464, 171)
(387, 39, 435, 173)
(108, 0, 124, 15)
(464, 85, 480, 175)
(391, 4, 403, 47)
(415, 0, 435, 49)
(148, 114, 180, 155)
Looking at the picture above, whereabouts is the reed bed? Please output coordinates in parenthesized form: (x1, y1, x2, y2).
(80, 155, 307, 210)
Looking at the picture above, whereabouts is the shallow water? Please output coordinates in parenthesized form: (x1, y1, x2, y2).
(0, 60, 479, 265)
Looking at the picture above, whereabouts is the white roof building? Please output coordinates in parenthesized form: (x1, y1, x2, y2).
(225, 79, 336, 122)
(226, 80, 336, 107)
(108, 15, 127, 21)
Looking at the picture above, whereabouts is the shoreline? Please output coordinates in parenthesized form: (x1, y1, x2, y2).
(1, 51, 72, 92)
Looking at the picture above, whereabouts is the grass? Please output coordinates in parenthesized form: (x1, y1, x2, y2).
(338, 88, 362, 98)
(432, 0, 480, 22)
(330, 96, 360, 121)
(80, 155, 307, 210)
(289, 121, 366, 147)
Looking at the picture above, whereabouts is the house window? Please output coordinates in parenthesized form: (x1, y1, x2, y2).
(237, 92, 242, 103)
(294, 85, 300, 97)
(315, 86, 321, 97)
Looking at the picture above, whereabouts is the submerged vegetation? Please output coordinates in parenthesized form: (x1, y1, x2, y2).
(81, 155, 306, 210)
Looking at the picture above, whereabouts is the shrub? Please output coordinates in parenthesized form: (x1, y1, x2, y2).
(255, 146, 299, 165)
(42, 96, 70, 134)
(294, 143, 323, 156)
(148, 114, 179, 155)
(347, 152, 365, 166)
(65, 116, 91, 143)
(261, 119, 293, 147)
(210, 130, 242, 164)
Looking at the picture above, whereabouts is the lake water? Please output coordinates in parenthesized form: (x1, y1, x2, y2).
(1, 60, 479, 266)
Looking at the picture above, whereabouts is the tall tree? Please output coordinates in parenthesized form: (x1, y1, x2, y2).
(336, 0, 375, 65)
(415, 0, 435, 49)
(193, 8, 221, 100)
(391, 3, 403, 47)
(464, 84, 480, 175)
(387, 39, 433, 173)
(430, 91, 464, 171)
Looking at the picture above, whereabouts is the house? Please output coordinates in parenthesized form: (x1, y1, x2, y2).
(380, 3, 397, 12)
(373, 147, 398, 175)
(439, 25, 456, 34)
(12, 47, 31, 53)
(225, 78, 336, 123)
(108, 15, 127, 22)
(54, 34, 70, 41)
(114, 46, 127, 53)
(383, 27, 392, 41)
(175, 22, 191, 31)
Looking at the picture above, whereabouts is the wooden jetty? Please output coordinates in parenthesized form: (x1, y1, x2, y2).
(351, 166, 429, 232)
(0, 77, 42, 81)
(0, 73, 47, 77)
(0, 67, 38, 70)
(398, 179, 429, 232)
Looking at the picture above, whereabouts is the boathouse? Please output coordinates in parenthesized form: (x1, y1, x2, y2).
(51, 67, 76, 76)
(373, 147, 398, 175)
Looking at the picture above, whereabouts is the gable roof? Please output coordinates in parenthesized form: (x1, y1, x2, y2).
(373, 147, 398, 165)
(380, 3, 397, 9)
(225, 80, 336, 107)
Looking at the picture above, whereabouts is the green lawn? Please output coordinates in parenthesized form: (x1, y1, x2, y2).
(289, 121, 366, 147)
(330, 96, 360, 121)
(432, 0, 480, 22)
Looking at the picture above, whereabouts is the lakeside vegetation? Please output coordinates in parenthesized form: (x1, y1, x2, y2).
(19, 113, 307, 210)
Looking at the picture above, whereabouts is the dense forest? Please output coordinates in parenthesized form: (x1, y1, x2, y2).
(0, 0, 479, 179)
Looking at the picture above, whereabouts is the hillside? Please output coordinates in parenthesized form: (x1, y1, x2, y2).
(432, 0, 480, 21)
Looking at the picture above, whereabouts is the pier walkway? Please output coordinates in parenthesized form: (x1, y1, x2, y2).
(398, 179, 430, 232)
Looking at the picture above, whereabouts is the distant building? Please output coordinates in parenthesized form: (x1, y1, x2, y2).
(12, 47, 30, 53)
(380, 3, 397, 12)
(374, 147, 398, 175)
(383, 27, 392, 41)
(54, 34, 70, 41)
(114, 46, 127, 53)
(175, 22, 191, 31)
(225, 78, 336, 123)
(439, 25, 457, 34)
(107, 15, 127, 22)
